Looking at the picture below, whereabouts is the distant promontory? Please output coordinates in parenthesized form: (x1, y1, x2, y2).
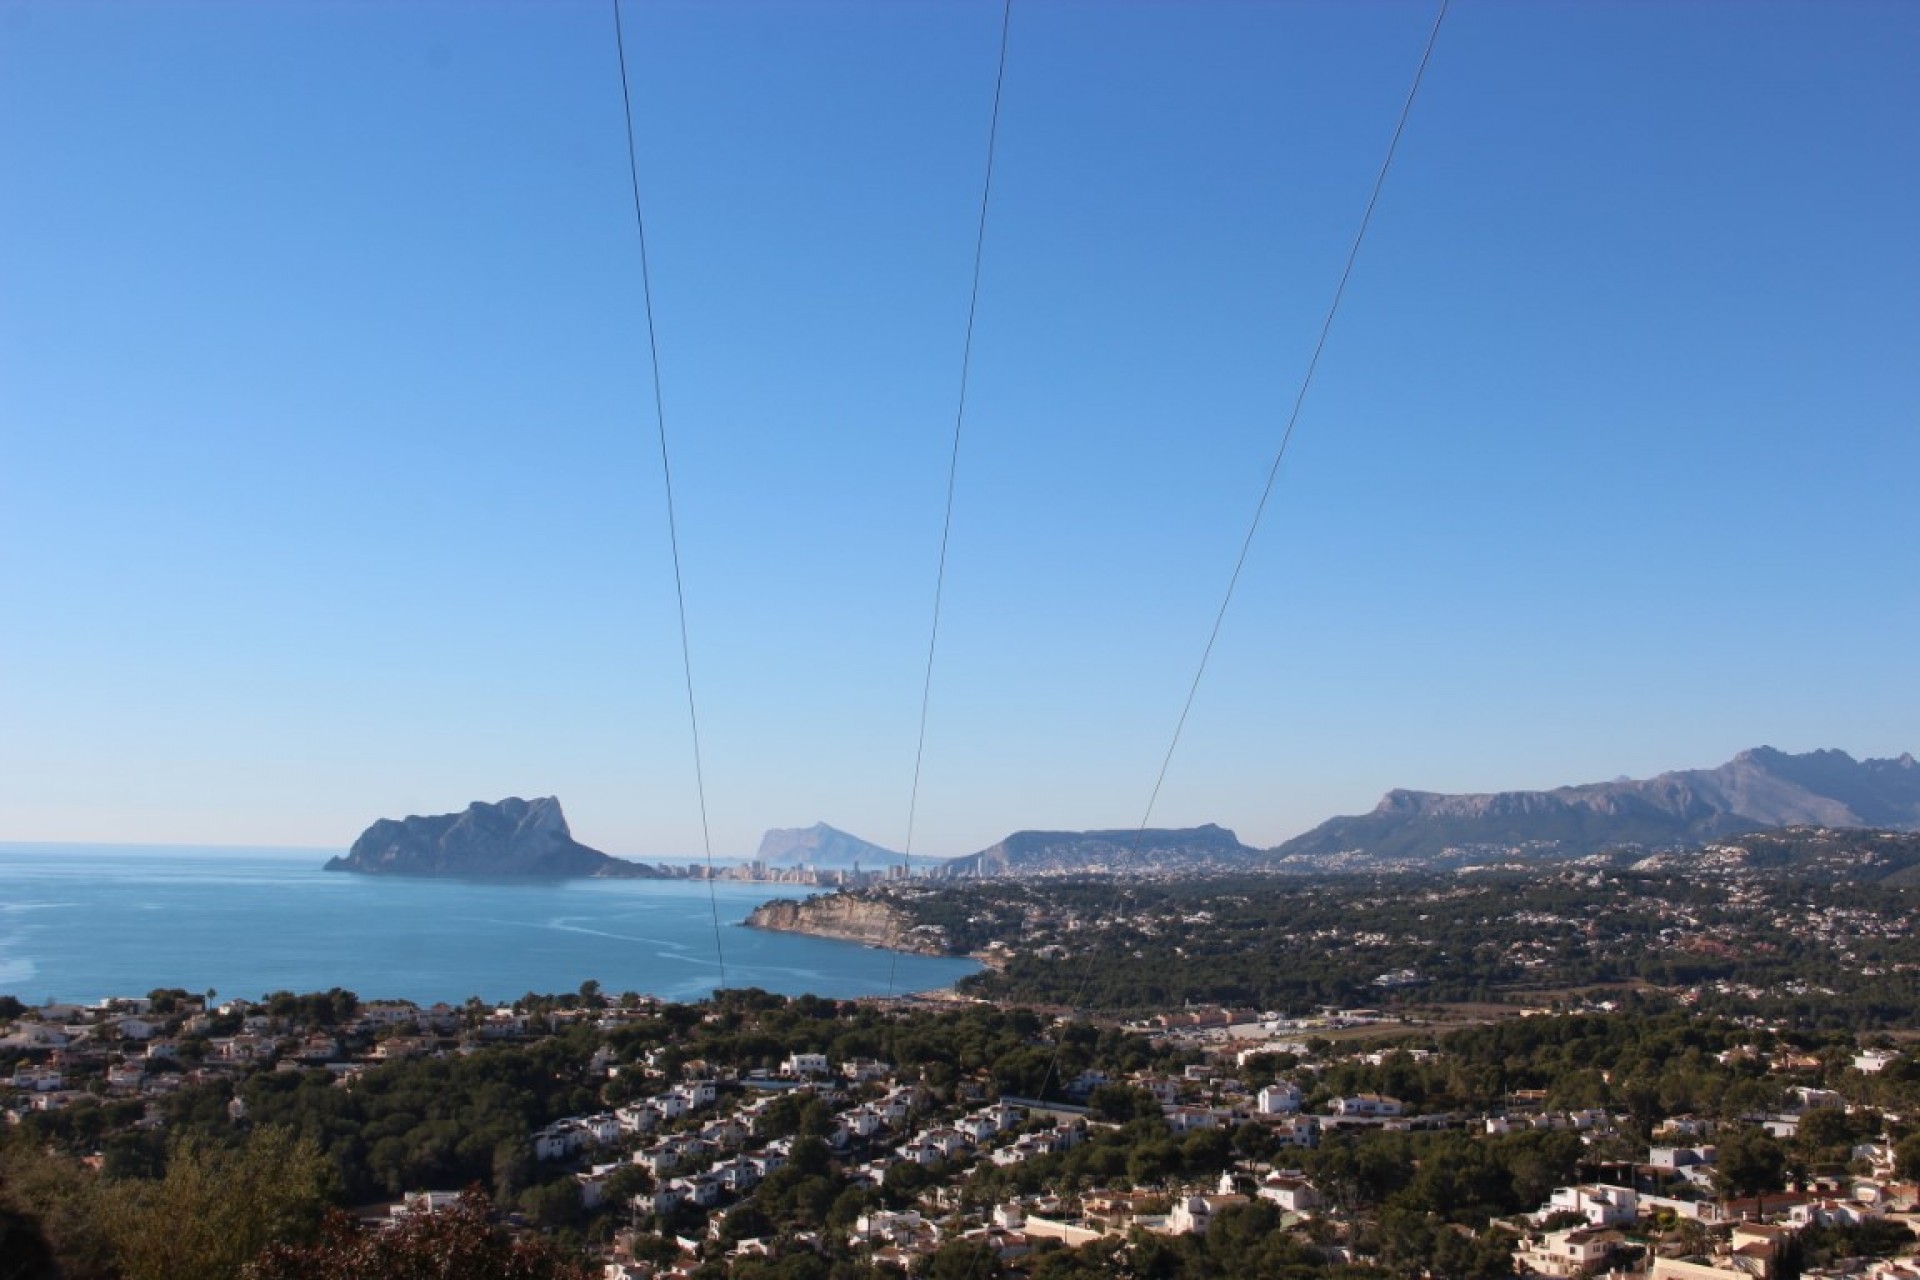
(325, 797, 662, 879)
(744, 895, 936, 953)
(753, 822, 901, 871)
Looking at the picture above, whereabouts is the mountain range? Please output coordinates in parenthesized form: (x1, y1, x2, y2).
(330, 748, 1917, 882)
(1269, 746, 1920, 867)
(881, 746, 1920, 876)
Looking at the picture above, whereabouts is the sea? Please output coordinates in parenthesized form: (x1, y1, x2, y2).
(0, 844, 979, 1007)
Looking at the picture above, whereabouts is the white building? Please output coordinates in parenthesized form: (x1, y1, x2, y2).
(1256, 1175, 1323, 1213)
(1517, 1227, 1620, 1278)
(1258, 1082, 1303, 1114)
(1540, 1184, 1638, 1228)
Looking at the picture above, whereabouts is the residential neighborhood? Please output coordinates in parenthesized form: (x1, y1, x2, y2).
(11, 984, 1920, 1279)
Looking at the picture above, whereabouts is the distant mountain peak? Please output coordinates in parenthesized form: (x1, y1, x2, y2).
(754, 823, 900, 870)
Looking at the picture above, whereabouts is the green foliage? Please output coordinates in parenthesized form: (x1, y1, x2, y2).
(759, 1092, 834, 1140)
(1795, 1218, 1914, 1269)
(519, 1177, 587, 1231)
(1298, 1128, 1581, 1221)
(0, 1136, 118, 1280)
(1894, 1132, 1920, 1179)
(1368, 1208, 1513, 1280)
(215, 1037, 596, 1201)
(263, 987, 360, 1028)
(1793, 1105, 1856, 1162)
(244, 1188, 591, 1280)
(101, 1127, 332, 1280)
(1713, 1126, 1787, 1197)
(918, 1240, 1004, 1280)
(882, 1158, 938, 1207)
(1089, 1084, 1162, 1124)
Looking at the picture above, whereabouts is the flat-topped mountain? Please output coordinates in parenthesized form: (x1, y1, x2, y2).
(755, 822, 901, 871)
(934, 823, 1261, 878)
(1271, 747, 1920, 868)
(325, 797, 661, 878)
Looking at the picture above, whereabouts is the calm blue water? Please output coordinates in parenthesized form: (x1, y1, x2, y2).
(0, 845, 978, 1006)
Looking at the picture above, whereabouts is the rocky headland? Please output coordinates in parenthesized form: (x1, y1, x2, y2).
(744, 894, 941, 954)
(325, 797, 661, 878)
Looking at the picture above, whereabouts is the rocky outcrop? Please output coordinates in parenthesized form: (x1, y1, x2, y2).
(755, 823, 901, 871)
(1272, 747, 1920, 867)
(325, 797, 661, 878)
(744, 894, 936, 953)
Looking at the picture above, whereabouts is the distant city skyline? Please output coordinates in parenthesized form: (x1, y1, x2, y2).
(2, 2, 1915, 858)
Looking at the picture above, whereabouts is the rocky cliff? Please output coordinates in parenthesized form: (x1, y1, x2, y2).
(325, 797, 660, 878)
(744, 894, 936, 953)
(1272, 747, 1920, 867)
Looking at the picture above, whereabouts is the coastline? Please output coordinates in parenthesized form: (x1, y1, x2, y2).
(0, 847, 978, 1006)
(741, 894, 948, 957)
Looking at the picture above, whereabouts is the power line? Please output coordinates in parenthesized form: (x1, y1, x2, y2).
(611, 0, 727, 990)
(1139, 0, 1450, 841)
(889, 0, 1016, 1000)
(1040, 0, 1451, 1093)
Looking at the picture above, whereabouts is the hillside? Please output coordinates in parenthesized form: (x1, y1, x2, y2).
(934, 823, 1261, 878)
(1271, 747, 1920, 868)
(1624, 825, 1920, 883)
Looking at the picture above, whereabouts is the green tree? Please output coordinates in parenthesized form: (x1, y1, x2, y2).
(1896, 1132, 1920, 1181)
(1087, 1085, 1160, 1125)
(1794, 1107, 1853, 1162)
(518, 1179, 586, 1231)
(1714, 1125, 1787, 1198)
(0, 1138, 117, 1280)
(102, 1127, 331, 1280)
(918, 1240, 1003, 1280)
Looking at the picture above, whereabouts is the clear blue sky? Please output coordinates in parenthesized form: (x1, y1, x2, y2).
(3, 1, 1915, 859)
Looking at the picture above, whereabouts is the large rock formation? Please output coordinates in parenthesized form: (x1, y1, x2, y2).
(754, 822, 902, 871)
(325, 797, 660, 878)
(934, 823, 1262, 878)
(1271, 747, 1920, 867)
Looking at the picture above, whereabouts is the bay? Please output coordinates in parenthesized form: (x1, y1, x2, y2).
(0, 844, 978, 1006)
